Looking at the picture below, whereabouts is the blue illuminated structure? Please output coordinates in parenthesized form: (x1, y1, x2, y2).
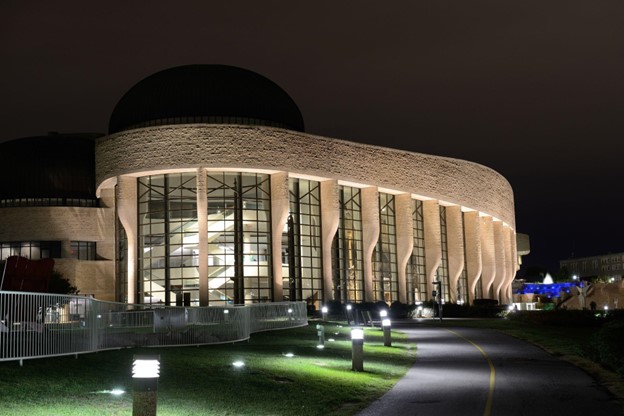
(516, 281, 582, 298)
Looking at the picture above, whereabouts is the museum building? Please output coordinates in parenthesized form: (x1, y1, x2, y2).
(0, 65, 523, 308)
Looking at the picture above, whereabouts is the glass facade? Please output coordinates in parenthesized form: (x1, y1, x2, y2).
(438, 206, 451, 302)
(139, 173, 199, 306)
(137, 172, 272, 306)
(333, 186, 364, 303)
(206, 172, 272, 305)
(116, 218, 128, 303)
(122, 171, 496, 306)
(373, 193, 398, 303)
(458, 212, 469, 304)
(408, 199, 427, 302)
(283, 178, 323, 307)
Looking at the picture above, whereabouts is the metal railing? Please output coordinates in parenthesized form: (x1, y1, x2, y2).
(0, 291, 307, 363)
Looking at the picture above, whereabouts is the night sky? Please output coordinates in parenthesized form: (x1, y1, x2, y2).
(2, 2, 623, 276)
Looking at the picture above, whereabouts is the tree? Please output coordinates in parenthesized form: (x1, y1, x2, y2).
(48, 271, 79, 295)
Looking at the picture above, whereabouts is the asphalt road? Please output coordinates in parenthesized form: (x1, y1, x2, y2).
(358, 321, 622, 416)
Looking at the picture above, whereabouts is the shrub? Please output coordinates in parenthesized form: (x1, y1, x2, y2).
(582, 318, 624, 377)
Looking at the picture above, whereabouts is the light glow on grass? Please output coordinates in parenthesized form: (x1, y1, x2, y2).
(328, 338, 336, 342)
(232, 361, 245, 368)
(316, 345, 325, 349)
(283, 353, 295, 357)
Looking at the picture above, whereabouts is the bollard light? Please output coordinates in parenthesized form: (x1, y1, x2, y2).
(379, 310, 388, 318)
(321, 306, 328, 321)
(316, 324, 325, 347)
(351, 328, 364, 371)
(132, 355, 160, 416)
(346, 304, 352, 311)
(382, 319, 392, 347)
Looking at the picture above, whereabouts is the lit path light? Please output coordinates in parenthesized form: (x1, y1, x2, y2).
(445, 329, 495, 416)
(382, 319, 392, 347)
(351, 328, 364, 371)
(232, 360, 245, 368)
(132, 355, 160, 416)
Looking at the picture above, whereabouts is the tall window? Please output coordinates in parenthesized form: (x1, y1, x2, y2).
(206, 172, 272, 305)
(283, 178, 323, 307)
(408, 199, 427, 302)
(333, 186, 363, 303)
(373, 193, 398, 303)
(438, 206, 450, 302)
(117, 217, 128, 303)
(458, 212, 469, 304)
(138, 173, 199, 306)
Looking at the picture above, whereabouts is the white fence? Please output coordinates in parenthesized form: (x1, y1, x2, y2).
(0, 291, 307, 363)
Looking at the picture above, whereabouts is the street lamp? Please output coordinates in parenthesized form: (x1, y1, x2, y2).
(132, 355, 160, 416)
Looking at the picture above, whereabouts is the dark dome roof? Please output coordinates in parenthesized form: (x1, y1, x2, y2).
(0, 133, 101, 201)
(109, 65, 304, 134)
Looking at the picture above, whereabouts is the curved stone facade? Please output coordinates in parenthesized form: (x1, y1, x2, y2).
(96, 125, 515, 227)
(96, 124, 519, 307)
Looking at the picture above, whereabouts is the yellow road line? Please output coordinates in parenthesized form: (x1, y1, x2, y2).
(446, 329, 495, 416)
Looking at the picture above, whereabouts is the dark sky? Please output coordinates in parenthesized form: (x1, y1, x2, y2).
(2, 1, 623, 275)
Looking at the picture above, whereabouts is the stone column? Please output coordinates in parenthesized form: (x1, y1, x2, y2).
(445, 206, 464, 304)
(361, 187, 380, 302)
(117, 175, 138, 304)
(463, 211, 482, 303)
(493, 221, 506, 304)
(270, 172, 290, 302)
(480, 216, 496, 299)
(196, 168, 209, 306)
(395, 194, 414, 304)
(320, 180, 339, 303)
(502, 226, 515, 304)
(423, 200, 441, 300)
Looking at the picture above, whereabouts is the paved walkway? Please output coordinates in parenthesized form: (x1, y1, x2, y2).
(357, 320, 622, 416)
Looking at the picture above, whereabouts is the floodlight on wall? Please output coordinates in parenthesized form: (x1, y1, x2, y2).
(351, 328, 364, 371)
(132, 355, 160, 416)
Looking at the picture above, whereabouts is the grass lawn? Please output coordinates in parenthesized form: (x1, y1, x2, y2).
(0, 322, 416, 416)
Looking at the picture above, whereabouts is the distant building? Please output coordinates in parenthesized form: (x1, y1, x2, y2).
(0, 65, 527, 307)
(560, 253, 624, 280)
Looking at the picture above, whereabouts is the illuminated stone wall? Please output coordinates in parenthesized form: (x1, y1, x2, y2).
(96, 125, 515, 227)
(96, 124, 519, 305)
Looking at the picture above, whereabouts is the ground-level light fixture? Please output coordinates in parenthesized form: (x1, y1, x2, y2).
(382, 319, 392, 347)
(351, 328, 364, 371)
(379, 310, 388, 318)
(321, 306, 328, 321)
(132, 355, 160, 416)
(232, 361, 245, 368)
